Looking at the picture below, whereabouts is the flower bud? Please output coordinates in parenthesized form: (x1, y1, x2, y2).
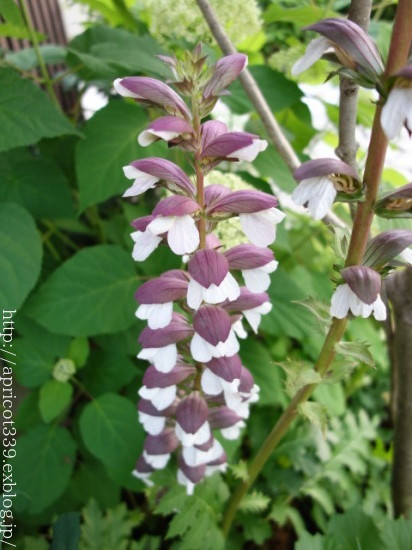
(374, 183, 412, 218)
(362, 229, 412, 269)
(137, 115, 194, 147)
(202, 54, 248, 99)
(191, 306, 239, 362)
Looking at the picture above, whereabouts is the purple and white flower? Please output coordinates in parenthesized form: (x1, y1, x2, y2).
(191, 306, 239, 362)
(177, 454, 206, 495)
(138, 313, 193, 372)
(132, 456, 154, 486)
(292, 18, 383, 83)
(138, 363, 195, 411)
(381, 65, 412, 139)
(187, 249, 240, 309)
(114, 76, 191, 119)
(225, 244, 278, 293)
(203, 54, 248, 99)
(209, 406, 246, 440)
(330, 266, 386, 320)
(362, 229, 412, 269)
(201, 123, 267, 165)
(138, 116, 194, 147)
(292, 158, 361, 220)
(201, 354, 242, 396)
(175, 393, 211, 446)
(142, 429, 179, 469)
(123, 158, 195, 198)
(130, 216, 162, 262)
(182, 436, 224, 467)
(147, 196, 201, 256)
(374, 183, 412, 219)
(135, 270, 189, 329)
(137, 399, 175, 435)
(223, 288, 272, 333)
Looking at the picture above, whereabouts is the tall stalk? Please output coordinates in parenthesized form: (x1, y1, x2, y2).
(221, 0, 412, 535)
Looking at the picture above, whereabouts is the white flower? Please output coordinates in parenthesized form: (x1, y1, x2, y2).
(231, 139, 268, 162)
(330, 283, 386, 321)
(177, 469, 195, 495)
(292, 176, 337, 220)
(131, 230, 162, 262)
(138, 385, 176, 410)
(182, 439, 223, 467)
(242, 260, 278, 293)
(148, 215, 199, 255)
(142, 450, 170, 469)
(200, 368, 240, 396)
(135, 302, 173, 329)
(137, 343, 177, 373)
(175, 420, 211, 447)
(381, 88, 412, 140)
(186, 273, 240, 310)
(122, 165, 159, 196)
(243, 302, 272, 333)
(239, 208, 285, 247)
(190, 330, 239, 363)
(138, 412, 166, 435)
(291, 37, 331, 76)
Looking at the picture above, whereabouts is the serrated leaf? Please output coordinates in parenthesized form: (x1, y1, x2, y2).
(299, 402, 328, 434)
(277, 360, 323, 397)
(79, 393, 143, 473)
(0, 68, 77, 153)
(239, 490, 270, 513)
(301, 485, 334, 515)
(335, 341, 375, 367)
(0, 203, 42, 310)
(25, 245, 138, 337)
(381, 516, 412, 550)
(230, 460, 249, 482)
(14, 425, 76, 514)
(293, 297, 331, 334)
(39, 380, 73, 423)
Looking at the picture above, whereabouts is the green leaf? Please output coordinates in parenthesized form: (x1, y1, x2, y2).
(295, 532, 325, 550)
(264, 5, 337, 26)
(79, 393, 143, 473)
(335, 340, 375, 368)
(0, 68, 77, 153)
(51, 512, 81, 550)
(67, 25, 168, 81)
(299, 402, 328, 434)
(222, 65, 302, 115)
(0, 203, 42, 310)
(68, 461, 120, 510)
(14, 316, 70, 388)
(5, 45, 66, 71)
(25, 245, 138, 336)
(0, 149, 75, 218)
(381, 516, 412, 550)
(68, 337, 90, 368)
(14, 425, 76, 514)
(230, 460, 249, 482)
(76, 101, 148, 210)
(325, 507, 384, 550)
(39, 380, 73, 423)
(239, 490, 270, 513)
(241, 515, 272, 545)
(79, 349, 137, 396)
(239, 339, 286, 406)
(313, 382, 346, 417)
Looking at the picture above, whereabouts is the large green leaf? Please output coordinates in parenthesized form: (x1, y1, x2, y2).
(26, 245, 138, 336)
(0, 68, 77, 153)
(14, 425, 76, 514)
(67, 25, 168, 81)
(79, 393, 143, 473)
(222, 65, 302, 115)
(39, 380, 73, 423)
(0, 203, 42, 310)
(381, 516, 412, 550)
(13, 316, 70, 388)
(77, 101, 149, 210)
(0, 149, 75, 218)
(78, 349, 137, 396)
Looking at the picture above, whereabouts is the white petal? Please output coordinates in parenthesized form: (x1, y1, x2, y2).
(131, 230, 162, 261)
(242, 267, 271, 293)
(136, 302, 174, 329)
(177, 469, 195, 495)
(232, 139, 268, 162)
(291, 37, 330, 76)
(221, 421, 245, 440)
(138, 412, 165, 435)
(292, 177, 337, 220)
(330, 284, 351, 319)
(201, 368, 223, 395)
(348, 290, 373, 318)
(143, 450, 170, 469)
(381, 88, 411, 140)
(138, 129, 180, 147)
(232, 318, 248, 339)
(182, 439, 223, 467)
(224, 392, 250, 418)
(147, 216, 175, 236)
(175, 421, 211, 446)
(205, 462, 227, 477)
(372, 294, 387, 321)
(243, 302, 271, 333)
(190, 333, 213, 362)
(186, 279, 204, 310)
(203, 273, 240, 304)
(399, 247, 412, 264)
(122, 167, 159, 197)
(239, 208, 285, 247)
(138, 344, 177, 373)
(132, 469, 154, 486)
(167, 215, 199, 255)
(138, 385, 176, 410)
(222, 330, 240, 356)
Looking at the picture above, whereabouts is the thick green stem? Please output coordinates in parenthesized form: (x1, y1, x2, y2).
(19, 0, 60, 107)
(221, 0, 412, 535)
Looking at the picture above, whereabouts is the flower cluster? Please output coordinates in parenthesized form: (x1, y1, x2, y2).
(291, 18, 412, 323)
(115, 48, 284, 493)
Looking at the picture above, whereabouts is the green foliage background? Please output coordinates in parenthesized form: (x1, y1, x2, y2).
(0, 0, 408, 547)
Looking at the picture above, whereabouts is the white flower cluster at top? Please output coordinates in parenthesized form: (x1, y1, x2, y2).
(142, 0, 262, 46)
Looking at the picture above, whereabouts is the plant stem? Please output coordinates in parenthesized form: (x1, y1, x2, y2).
(19, 0, 60, 108)
(192, 93, 206, 249)
(221, 0, 412, 535)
